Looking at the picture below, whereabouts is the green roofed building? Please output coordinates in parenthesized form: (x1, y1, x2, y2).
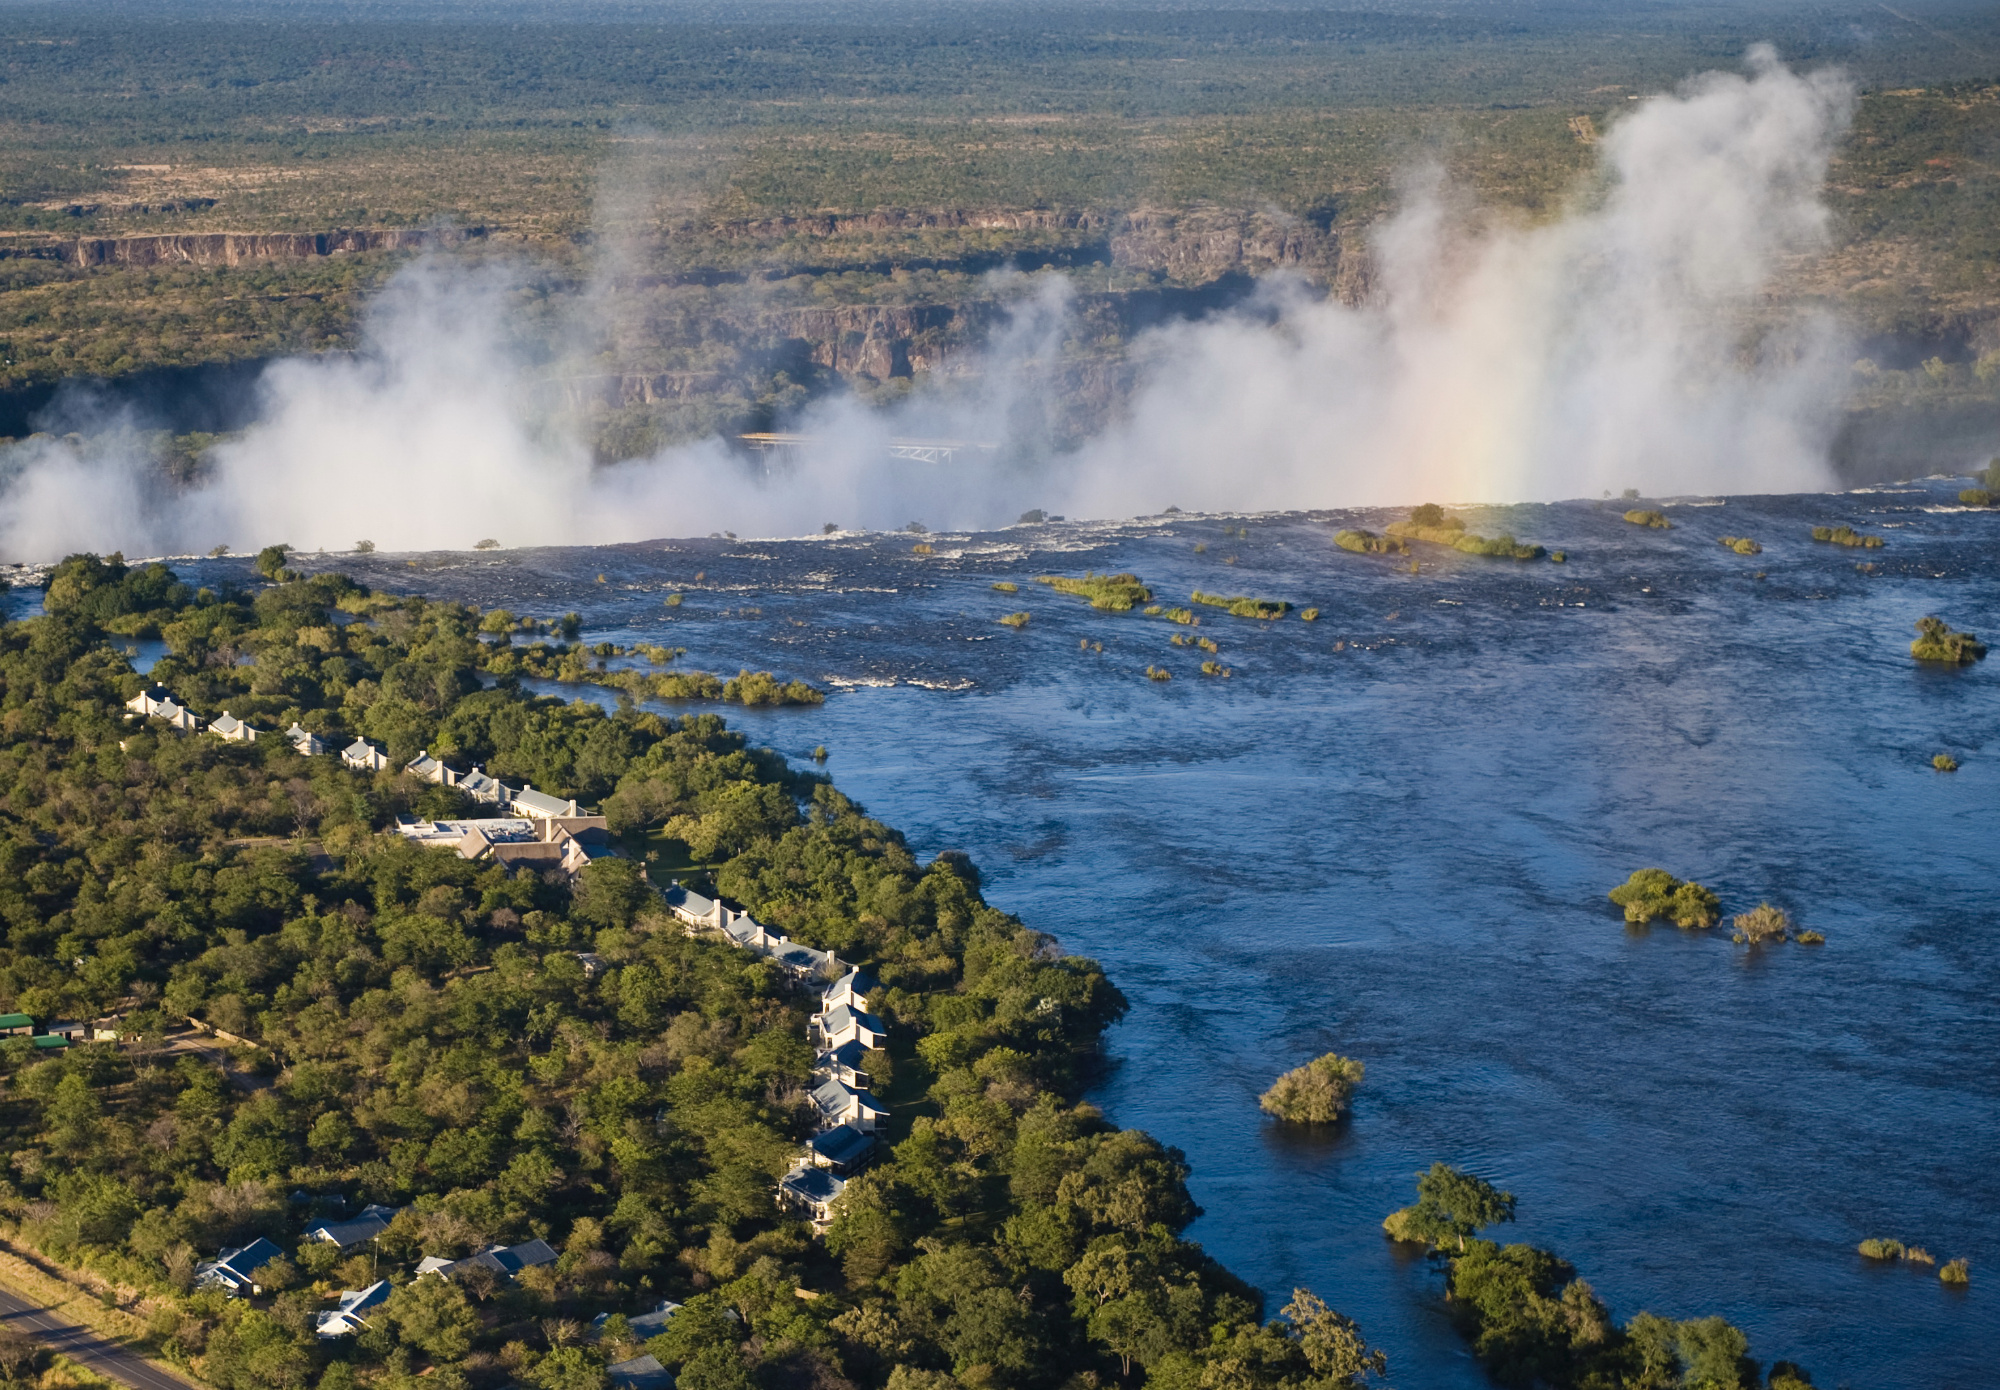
(0, 1014, 32, 1035)
(30, 1036, 68, 1049)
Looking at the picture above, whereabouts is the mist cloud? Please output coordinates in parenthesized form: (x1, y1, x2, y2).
(0, 48, 1856, 560)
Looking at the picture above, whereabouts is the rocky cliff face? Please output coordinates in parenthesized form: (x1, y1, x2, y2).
(67, 227, 486, 268)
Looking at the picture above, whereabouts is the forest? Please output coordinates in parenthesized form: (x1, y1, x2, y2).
(0, 553, 1393, 1390)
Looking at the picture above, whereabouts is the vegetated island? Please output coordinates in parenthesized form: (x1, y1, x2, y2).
(0, 551, 1395, 1390)
(1860, 1239, 1969, 1283)
(1623, 509, 1671, 529)
(1608, 868, 1721, 928)
(1191, 590, 1291, 620)
(1910, 615, 1987, 663)
(1035, 571, 1153, 611)
(1718, 536, 1763, 555)
(1383, 1164, 1827, 1389)
(1258, 1053, 1363, 1123)
(1810, 525, 1883, 549)
(1333, 528, 1409, 556)
(1385, 504, 1546, 561)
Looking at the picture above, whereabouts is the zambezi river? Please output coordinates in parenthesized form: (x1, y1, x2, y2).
(128, 483, 2000, 1388)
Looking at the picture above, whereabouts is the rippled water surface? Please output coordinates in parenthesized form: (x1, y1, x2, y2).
(322, 486, 1994, 1389)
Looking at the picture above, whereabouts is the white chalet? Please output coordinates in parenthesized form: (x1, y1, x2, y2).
(342, 738, 390, 772)
(405, 750, 459, 785)
(285, 723, 328, 756)
(208, 710, 260, 743)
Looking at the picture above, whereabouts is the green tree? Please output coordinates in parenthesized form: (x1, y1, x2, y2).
(533, 1347, 611, 1390)
(385, 1276, 479, 1363)
(1282, 1288, 1387, 1386)
(1385, 1163, 1516, 1252)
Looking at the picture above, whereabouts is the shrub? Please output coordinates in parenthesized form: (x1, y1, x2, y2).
(1333, 529, 1407, 555)
(1550, 551, 1566, 563)
(1731, 902, 1790, 945)
(998, 612, 1030, 628)
(1608, 869, 1720, 928)
(1158, 607, 1196, 625)
(1958, 489, 1995, 507)
(1933, 752, 1959, 772)
(1623, 509, 1671, 528)
(474, 537, 500, 550)
(991, 581, 1019, 592)
(1795, 930, 1825, 944)
(1200, 660, 1230, 677)
(912, 543, 934, 555)
(1941, 1258, 1970, 1284)
(1145, 665, 1172, 681)
(1196, 636, 1218, 654)
(1719, 535, 1762, 555)
(1905, 1246, 1936, 1265)
(1260, 1053, 1364, 1123)
(1911, 616, 1987, 664)
(1811, 525, 1883, 549)
(1037, 571, 1152, 611)
(1300, 608, 1319, 621)
(1857, 1238, 1904, 1260)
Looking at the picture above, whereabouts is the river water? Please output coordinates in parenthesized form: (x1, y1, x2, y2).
(204, 485, 2000, 1387)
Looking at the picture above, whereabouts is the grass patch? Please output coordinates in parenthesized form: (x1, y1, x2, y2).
(1036, 571, 1153, 611)
(992, 581, 1019, 593)
(1911, 616, 1987, 663)
(998, 611, 1030, 628)
(1191, 589, 1290, 619)
(1812, 525, 1884, 549)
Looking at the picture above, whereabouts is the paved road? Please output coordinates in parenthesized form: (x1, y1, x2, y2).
(0, 1281, 196, 1390)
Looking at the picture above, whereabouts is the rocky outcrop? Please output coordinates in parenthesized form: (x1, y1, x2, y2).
(67, 227, 486, 268)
